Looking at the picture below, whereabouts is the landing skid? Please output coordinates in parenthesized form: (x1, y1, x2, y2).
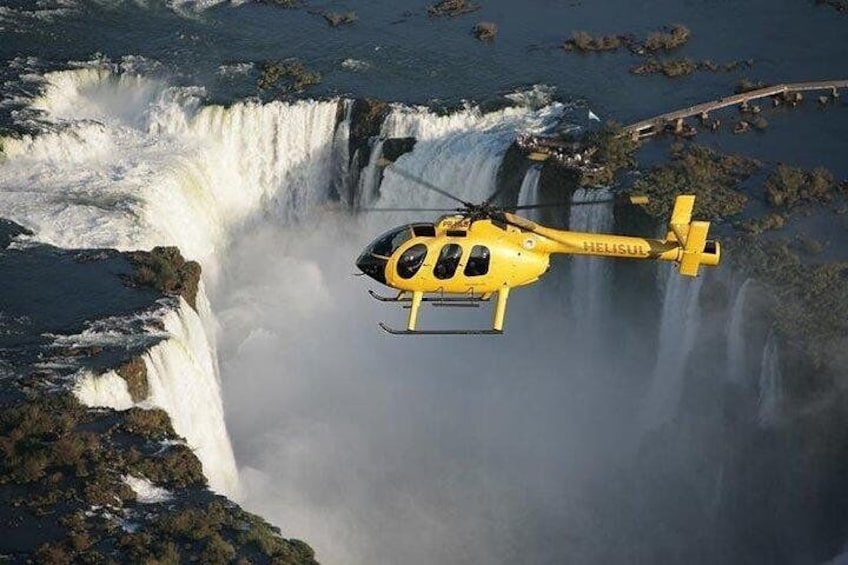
(378, 323, 503, 336)
(369, 290, 489, 304)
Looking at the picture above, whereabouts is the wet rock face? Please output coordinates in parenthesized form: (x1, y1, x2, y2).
(381, 137, 417, 163)
(0, 219, 32, 249)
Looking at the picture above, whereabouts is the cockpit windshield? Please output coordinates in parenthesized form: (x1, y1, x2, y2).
(368, 226, 413, 258)
(366, 223, 435, 258)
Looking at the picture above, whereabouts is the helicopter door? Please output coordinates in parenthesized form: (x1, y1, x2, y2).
(397, 243, 428, 279)
(434, 244, 463, 280)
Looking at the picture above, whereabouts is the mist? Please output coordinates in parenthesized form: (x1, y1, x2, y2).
(209, 197, 679, 564)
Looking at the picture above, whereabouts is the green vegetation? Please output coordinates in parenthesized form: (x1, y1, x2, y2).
(116, 357, 148, 401)
(428, 0, 481, 17)
(1, 383, 317, 563)
(563, 31, 624, 52)
(731, 237, 848, 370)
(643, 24, 691, 51)
(817, 0, 848, 12)
(128, 246, 201, 309)
(120, 407, 175, 440)
(633, 144, 758, 219)
(257, 60, 322, 93)
(473, 21, 498, 41)
(631, 57, 750, 77)
(321, 11, 357, 27)
(581, 121, 640, 185)
(735, 78, 766, 93)
(740, 212, 785, 234)
(764, 164, 840, 208)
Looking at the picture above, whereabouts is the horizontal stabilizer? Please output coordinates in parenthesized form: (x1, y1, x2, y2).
(678, 221, 721, 276)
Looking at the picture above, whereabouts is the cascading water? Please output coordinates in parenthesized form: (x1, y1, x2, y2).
(0, 67, 339, 272)
(757, 329, 783, 427)
(516, 165, 542, 220)
(331, 99, 354, 205)
(355, 138, 385, 208)
(640, 265, 705, 432)
(726, 278, 753, 385)
(67, 292, 239, 498)
(568, 187, 614, 339)
(0, 66, 339, 499)
(143, 296, 240, 497)
(375, 103, 561, 210)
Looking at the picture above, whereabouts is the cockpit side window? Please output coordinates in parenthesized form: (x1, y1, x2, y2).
(464, 245, 490, 276)
(434, 243, 463, 280)
(370, 226, 413, 258)
(397, 244, 428, 279)
(412, 223, 436, 237)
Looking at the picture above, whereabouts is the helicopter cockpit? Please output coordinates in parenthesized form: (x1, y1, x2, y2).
(356, 223, 435, 284)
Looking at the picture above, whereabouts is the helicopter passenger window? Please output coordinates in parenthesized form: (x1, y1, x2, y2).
(397, 244, 428, 279)
(434, 244, 463, 280)
(464, 245, 490, 277)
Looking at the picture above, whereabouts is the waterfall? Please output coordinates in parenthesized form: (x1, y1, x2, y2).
(331, 99, 354, 205)
(142, 296, 240, 498)
(355, 138, 385, 209)
(73, 370, 136, 411)
(516, 165, 542, 220)
(375, 103, 561, 212)
(568, 188, 614, 336)
(640, 266, 705, 432)
(0, 67, 339, 274)
(67, 292, 239, 498)
(757, 329, 783, 427)
(726, 278, 753, 385)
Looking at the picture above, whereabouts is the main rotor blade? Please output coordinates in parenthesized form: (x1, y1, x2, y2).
(481, 182, 512, 208)
(356, 207, 461, 212)
(386, 166, 473, 208)
(506, 194, 649, 211)
(508, 199, 614, 210)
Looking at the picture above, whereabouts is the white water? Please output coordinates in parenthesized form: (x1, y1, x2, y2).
(73, 370, 135, 411)
(142, 296, 240, 497)
(568, 187, 614, 339)
(123, 475, 174, 503)
(727, 278, 753, 385)
(516, 165, 542, 220)
(757, 329, 783, 427)
(640, 266, 705, 432)
(0, 67, 339, 277)
(376, 103, 561, 213)
(331, 99, 353, 205)
(355, 138, 385, 208)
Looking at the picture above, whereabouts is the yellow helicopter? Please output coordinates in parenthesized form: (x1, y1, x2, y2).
(356, 167, 720, 335)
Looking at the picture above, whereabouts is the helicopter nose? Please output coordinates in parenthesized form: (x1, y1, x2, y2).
(356, 252, 388, 285)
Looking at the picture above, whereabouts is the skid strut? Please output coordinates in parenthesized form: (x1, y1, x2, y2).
(374, 287, 509, 335)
